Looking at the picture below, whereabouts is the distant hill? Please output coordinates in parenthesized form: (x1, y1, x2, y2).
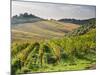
(58, 18, 96, 25)
(11, 13, 43, 24)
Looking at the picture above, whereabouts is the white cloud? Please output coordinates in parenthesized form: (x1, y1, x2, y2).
(12, 1, 96, 20)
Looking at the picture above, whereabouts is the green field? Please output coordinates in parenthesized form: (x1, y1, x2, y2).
(11, 19, 96, 75)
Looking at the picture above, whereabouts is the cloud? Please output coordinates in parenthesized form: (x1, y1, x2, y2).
(12, 1, 96, 20)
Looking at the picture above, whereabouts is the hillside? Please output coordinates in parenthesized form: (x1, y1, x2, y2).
(12, 20, 79, 41)
(11, 13, 96, 74)
(58, 18, 96, 25)
(11, 26, 96, 74)
(66, 18, 96, 36)
(11, 14, 96, 74)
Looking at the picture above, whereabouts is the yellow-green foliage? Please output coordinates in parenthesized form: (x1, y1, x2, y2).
(11, 42, 29, 57)
(11, 28, 96, 74)
(56, 29, 95, 56)
(16, 43, 35, 62)
(48, 42, 61, 63)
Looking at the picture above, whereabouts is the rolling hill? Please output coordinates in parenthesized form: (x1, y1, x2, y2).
(12, 20, 80, 41)
(11, 21, 96, 74)
(11, 13, 96, 74)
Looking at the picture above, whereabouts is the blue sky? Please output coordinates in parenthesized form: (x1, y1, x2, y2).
(12, 1, 96, 20)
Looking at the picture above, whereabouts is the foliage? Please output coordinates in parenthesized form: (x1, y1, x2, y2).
(11, 22, 96, 74)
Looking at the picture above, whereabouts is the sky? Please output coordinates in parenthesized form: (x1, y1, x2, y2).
(12, 1, 96, 20)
